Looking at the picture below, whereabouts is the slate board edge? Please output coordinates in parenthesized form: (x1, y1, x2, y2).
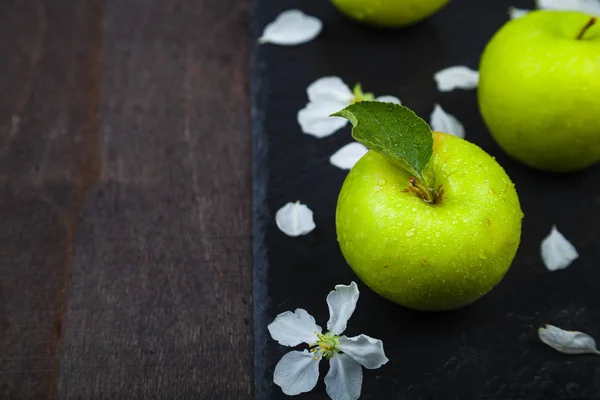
(251, 0, 272, 397)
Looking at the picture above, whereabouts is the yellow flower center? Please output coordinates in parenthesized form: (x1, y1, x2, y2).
(309, 332, 340, 360)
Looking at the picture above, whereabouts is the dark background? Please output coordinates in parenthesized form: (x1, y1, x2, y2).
(252, 0, 600, 399)
(1, 0, 252, 398)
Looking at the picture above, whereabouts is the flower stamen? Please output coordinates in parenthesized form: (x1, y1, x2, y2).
(310, 332, 340, 360)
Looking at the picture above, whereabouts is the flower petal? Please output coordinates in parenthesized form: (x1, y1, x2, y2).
(307, 77, 354, 104)
(374, 95, 401, 104)
(275, 201, 316, 237)
(508, 7, 530, 19)
(274, 350, 321, 395)
(268, 308, 322, 347)
(536, 0, 600, 15)
(259, 10, 322, 45)
(538, 325, 600, 355)
(326, 282, 359, 335)
(338, 334, 389, 369)
(298, 102, 350, 138)
(434, 66, 479, 92)
(430, 104, 465, 138)
(324, 353, 362, 400)
(330, 143, 369, 170)
(540, 225, 579, 271)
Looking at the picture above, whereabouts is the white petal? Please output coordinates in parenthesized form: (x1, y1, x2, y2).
(538, 325, 600, 355)
(430, 104, 465, 138)
(330, 143, 369, 170)
(374, 95, 401, 104)
(274, 350, 321, 395)
(326, 282, 359, 335)
(307, 77, 354, 104)
(338, 334, 389, 369)
(275, 201, 316, 237)
(298, 101, 350, 138)
(434, 66, 479, 92)
(508, 7, 530, 19)
(324, 353, 362, 400)
(540, 225, 579, 271)
(268, 308, 322, 347)
(536, 0, 600, 15)
(259, 10, 322, 45)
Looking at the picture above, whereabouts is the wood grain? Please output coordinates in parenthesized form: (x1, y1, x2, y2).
(0, 0, 252, 398)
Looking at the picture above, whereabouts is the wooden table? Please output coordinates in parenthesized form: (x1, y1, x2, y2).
(0, 0, 253, 398)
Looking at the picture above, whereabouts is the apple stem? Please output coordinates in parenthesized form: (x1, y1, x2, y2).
(404, 176, 436, 204)
(577, 17, 597, 40)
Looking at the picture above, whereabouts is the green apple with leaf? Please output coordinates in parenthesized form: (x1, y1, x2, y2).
(478, 11, 600, 172)
(333, 103, 523, 311)
(330, 0, 450, 27)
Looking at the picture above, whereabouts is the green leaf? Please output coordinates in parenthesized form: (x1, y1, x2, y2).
(331, 102, 433, 182)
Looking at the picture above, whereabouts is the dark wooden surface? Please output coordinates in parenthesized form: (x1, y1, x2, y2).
(0, 0, 253, 398)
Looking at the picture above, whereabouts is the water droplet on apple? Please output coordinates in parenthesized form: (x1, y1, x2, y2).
(479, 251, 487, 260)
(378, 179, 386, 186)
(406, 229, 415, 237)
(411, 207, 417, 212)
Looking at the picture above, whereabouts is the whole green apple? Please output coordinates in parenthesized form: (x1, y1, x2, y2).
(478, 11, 600, 172)
(330, 0, 451, 27)
(333, 103, 523, 311)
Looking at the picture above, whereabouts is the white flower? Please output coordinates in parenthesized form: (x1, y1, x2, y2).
(540, 225, 579, 271)
(268, 282, 388, 400)
(536, 0, 600, 15)
(275, 201, 316, 237)
(298, 77, 401, 138)
(508, 7, 530, 19)
(434, 66, 479, 92)
(330, 143, 369, 170)
(539, 325, 600, 355)
(259, 10, 323, 45)
(430, 104, 465, 138)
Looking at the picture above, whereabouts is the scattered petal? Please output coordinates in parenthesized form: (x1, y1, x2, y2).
(338, 334, 389, 369)
(298, 77, 354, 137)
(307, 77, 354, 104)
(275, 202, 316, 237)
(434, 66, 479, 92)
(536, 0, 600, 15)
(540, 225, 579, 271)
(330, 143, 369, 170)
(298, 101, 350, 138)
(259, 10, 323, 45)
(324, 353, 363, 400)
(538, 325, 600, 355)
(430, 104, 465, 138)
(508, 7, 530, 18)
(327, 282, 360, 335)
(268, 309, 322, 347)
(374, 95, 402, 104)
(274, 350, 321, 395)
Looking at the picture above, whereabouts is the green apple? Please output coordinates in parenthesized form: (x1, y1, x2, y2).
(478, 11, 600, 172)
(330, 0, 451, 27)
(333, 102, 523, 311)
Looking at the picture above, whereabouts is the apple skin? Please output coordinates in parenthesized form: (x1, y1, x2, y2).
(336, 132, 523, 311)
(478, 10, 600, 172)
(330, 0, 450, 28)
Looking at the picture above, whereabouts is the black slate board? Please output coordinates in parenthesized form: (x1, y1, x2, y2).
(251, 1, 600, 399)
